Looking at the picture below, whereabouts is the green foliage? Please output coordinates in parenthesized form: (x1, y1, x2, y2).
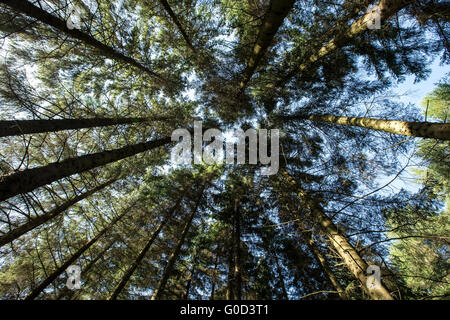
(0, 0, 448, 300)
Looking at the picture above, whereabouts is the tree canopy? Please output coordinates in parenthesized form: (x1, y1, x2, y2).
(0, 0, 449, 300)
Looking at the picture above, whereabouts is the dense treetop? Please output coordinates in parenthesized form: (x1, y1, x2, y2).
(0, 0, 448, 300)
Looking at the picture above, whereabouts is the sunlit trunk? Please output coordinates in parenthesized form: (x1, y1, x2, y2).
(302, 228, 347, 299)
(282, 170, 394, 300)
(294, 114, 450, 140)
(278, 0, 416, 84)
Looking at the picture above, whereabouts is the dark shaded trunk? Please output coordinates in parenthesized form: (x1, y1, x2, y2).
(0, 0, 165, 81)
(0, 117, 169, 137)
(281, 170, 394, 300)
(232, 197, 242, 300)
(157, 0, 196, 52)
(0, 178, 117, 248)
(108, 199, 181, 300)
(0, 136, 171, 202)
(273, 251, 288, 300)
(151, 187, 205, 300)
(226, 238, 234, 300)
(24, 207, 131, 300)
(56, 240, 116, 300)
(210, 253, 219, 300)
(183, 265, 196, 300)
(286, 114, 450, 140)
(240, 0, 296, 89)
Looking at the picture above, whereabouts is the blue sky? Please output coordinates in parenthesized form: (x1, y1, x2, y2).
(369, 59, 449, 200)
(394, 59, 449, 107)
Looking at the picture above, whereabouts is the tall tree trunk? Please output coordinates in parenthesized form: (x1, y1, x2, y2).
(289, 114, 450, 140)
(151, 187, 205, 300)
(301, 227, 347, 299)
(0, 178, 117, 248)
(240, 0, 296, 89)
(273, 250, 288, 300)
(0, 117, 169, 137)
(0, 136, 171, 202)
(24, 206, 132, 300)
(108, 199, 181, 300)
(210, 253, 219, 300)
(226, 237, 235, 300)
(278, 0, 416, 85)
(56, 240, 116, 300)
(0, 0, 165, 82)
(281, 170, 394, 300)
(232, 197, 242, 300)
(157, 0, 196, 53)
(183, 265, 196, 300)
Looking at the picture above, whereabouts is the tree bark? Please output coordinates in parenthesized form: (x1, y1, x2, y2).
(0, 136, 171, 202)
(183, 265, 195, 300)
(232, 197, 242, 300)
(150, 187, 205, 300)
(56, 240, 116, 300)
(240, 0, 296, 89)
(24, 206, 131, 300)
(273, 250, 288, 299)
(0, 0, 165, 81)
(0, 178, 117, 248)
(288, 114, 450, 140)
(281, 170, 394, 300)
(301, 227, 347, 299)
(0, 117, 169, 137)
(157, 0, 196, 53)
(226, 237, 235, 300)
(277, 0, 416, 86)
(210, 253, 219, 300)
(108, 199, 181, 300)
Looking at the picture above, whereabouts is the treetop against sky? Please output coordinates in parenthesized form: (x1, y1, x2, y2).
(0, 0, 448, 301)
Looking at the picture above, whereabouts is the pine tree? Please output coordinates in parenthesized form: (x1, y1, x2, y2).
(0, 0, 448, 301)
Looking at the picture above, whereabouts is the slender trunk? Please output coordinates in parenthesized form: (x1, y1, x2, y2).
(0, 0, 165, 81)
(226, 238, 234, 300)
(183, 265, 195, 300)
(288, 0, 416, 82)
(157, 0, 196, 53)
(0, 178, 117, 247)
(302, 0, 415, 70)
(151, 187, 204, 300)
(277, 0, 416, 86)
(0, 136, 170, 202)
(210, 253, 219, 300)
(56, 240, 116, 300)
(273, 251, 288, 300)
(240, 0, 296, 89)
(261, 0, 376, 113)
(281, 170, 394, 300)
(0, 117, 169, 137)
(232, 198, 242, 300)
(301, 228, 347, 299)
(24, 207, 131, 300)
(108, 199, 181, 300)
(290, 114, 450, 140)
